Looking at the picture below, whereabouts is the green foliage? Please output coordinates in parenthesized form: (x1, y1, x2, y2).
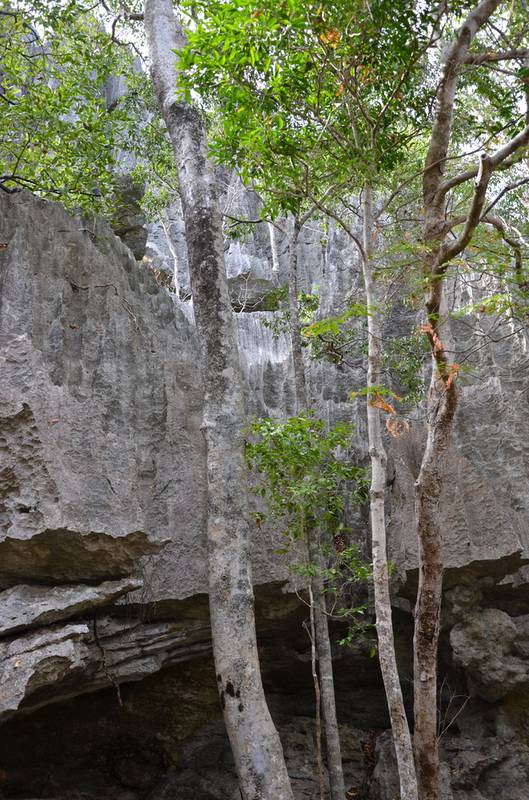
(453, 292, 529, 322)
(380, 334, 429, 405)
(302, 302, 427, 404)
(245, 413, 368, 542)
(262, 286, 320, 338)
(302, 303, 368, 363)
(348, 384, 400, 400)
(246, 413, 371, 645)
(178, 0, 439, 217)
(123, 72, 180, 219)
(294, 543, 373, 647)
(0, 2, 139, 213)
(260, 285, 289, 313)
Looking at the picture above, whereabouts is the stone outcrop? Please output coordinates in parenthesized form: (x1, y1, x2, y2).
(2, 189, 529, 800)
(0, 613, 212, 721)
(450, 609, 529, 702)
(0, 190, 298, 725)
(0, 578, 141, 637)
(0, 191, 296, 605)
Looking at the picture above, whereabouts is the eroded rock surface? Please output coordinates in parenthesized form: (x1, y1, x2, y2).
(0, 191, 297, 605)
(2, 189, 529, 800)
(0, 613, 212, 721)
(0, 578, 142, 637)
(450, 609, 529, 702)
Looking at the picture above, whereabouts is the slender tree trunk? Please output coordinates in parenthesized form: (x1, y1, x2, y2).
(308, 530, 346, 800)
(309, 584, 326, 800)
(412, 376, 457, 800)
(287, 216, 345, 800)
(288, 217, 308, 410)
(413, 5, 507, 796)
(144, 4, 293, 798)
(361, 182, 418, 800)
(412, 281, 458, 800)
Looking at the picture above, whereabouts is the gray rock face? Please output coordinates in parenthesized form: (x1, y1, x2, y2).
(450, 609, 529, 701)
(0, 191, 297, 605)
(3, 188, 529, 800)
(388, 425, 529, 594)
(0, 613, 212, 721)
(0, 191, 303, 726)
(0, 622, 89, 719)
(111, 176, 148, 261)
(0, 578, 142, 637)
(0, 191, 206, 600)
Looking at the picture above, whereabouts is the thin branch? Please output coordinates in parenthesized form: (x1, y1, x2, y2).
(482, 176, 529, 217)
(464, 47, 529, 64)
(439, 155, 493, 265)
(438, 122, 529, 197)
(306, 194, 366, 262)
(375, 114, 523, 219)
(423, 0, 504, 210)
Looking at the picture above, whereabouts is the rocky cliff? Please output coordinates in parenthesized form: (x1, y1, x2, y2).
(1, 191, 529, 800)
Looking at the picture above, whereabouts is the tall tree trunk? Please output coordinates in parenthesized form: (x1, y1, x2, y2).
(288, 217, 308, 410)
(361, 182, 418, 800)
(412, 373, 457, 800)
(144, 4, 293, 798)
(309, 584, 326, 800)
(308, 530, 346, 800)
(412, 281, 458, 800)
(288, 216, 345, 800)
(413, 5, 506, 793)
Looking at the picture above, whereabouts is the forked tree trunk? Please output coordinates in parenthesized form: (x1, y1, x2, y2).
(288, 218, 345, 800)
(413, 4, 507, 795)
(144, 3, 293, 798)
(361, 182, 418, 800)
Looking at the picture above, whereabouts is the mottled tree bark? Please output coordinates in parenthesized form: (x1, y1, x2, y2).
(287, 217, 308, 411)
(412, 347, 457, 800)
(362, 182, 418, 800)
(413, 2, 529, 797)
(144, 3, 293, 798)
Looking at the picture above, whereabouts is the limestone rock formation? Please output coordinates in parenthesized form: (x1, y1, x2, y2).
(2, 189, 529, 800)
(0, 611, 212, 721)
(0, 578, 141, 637)
(450, 609, 529, 702)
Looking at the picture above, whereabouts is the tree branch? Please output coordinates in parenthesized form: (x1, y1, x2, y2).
(464, 47, 529, 64)
(483, 176, 529, 217)
(306, 193, 366, 262)
(423, 0, 504, 210)
(437, 121, 529, 196)
(438, 156, 493, 266)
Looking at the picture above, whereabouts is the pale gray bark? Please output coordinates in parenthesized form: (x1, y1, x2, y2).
(144, 3, 293, 798)
(287, 216, 345, 800)
(362, 182, 418, 800)
(308, 584, 326, 800)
